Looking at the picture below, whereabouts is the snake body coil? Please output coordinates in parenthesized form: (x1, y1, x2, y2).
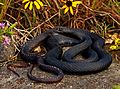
(20, 27, 112, 83)
(20, 30, 64, 83)
(45, 28, 112, 73)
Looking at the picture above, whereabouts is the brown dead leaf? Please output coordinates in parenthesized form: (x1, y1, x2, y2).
(105, 38, 114, 44)
(111, 33, 119, 40)
(34, 46, 42, 53)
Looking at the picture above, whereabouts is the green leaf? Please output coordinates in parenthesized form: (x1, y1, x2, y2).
(32, 8, 36, 24)
(6, 31, 14, 36)
(113, 85, 120, 89)
(7, 22, 17, 32)
(0, 29, 4, 35)
(0, 35, 3, 43)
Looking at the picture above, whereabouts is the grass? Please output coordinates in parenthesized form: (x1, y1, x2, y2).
(0, 0, 119, 57)
(0, 0, 120, 88)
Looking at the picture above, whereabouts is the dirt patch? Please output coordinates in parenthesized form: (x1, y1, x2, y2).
(0, 45, 120, 89)
(0, 61, 120, 89)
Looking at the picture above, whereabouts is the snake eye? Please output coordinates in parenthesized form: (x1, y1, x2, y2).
(58, 28, 62, 31)
(56, 26, 66, 31)
(55, 28, 63, 32)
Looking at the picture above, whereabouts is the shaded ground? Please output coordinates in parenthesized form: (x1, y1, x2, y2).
(0, 49, 120, 89)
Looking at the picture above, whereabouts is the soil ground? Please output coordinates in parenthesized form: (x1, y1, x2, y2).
(0, 50, 120, 89)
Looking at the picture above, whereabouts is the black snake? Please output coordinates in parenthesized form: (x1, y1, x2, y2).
(45, 27, 112, 73)
(20, 30, 64, 83)
(20, 27, 112, 83)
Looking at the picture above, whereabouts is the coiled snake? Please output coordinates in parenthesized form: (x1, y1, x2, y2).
(45, 27, 112, 73)
(20, 27, 112, 83)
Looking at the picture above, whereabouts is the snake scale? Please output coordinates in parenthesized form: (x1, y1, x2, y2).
(20, 26, 112, 83)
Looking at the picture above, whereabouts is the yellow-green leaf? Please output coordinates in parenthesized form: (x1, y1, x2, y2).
(0, 2, 4, 5)
(113, 85, 120, 89)
(110, 45, 117, 50)
(115, 38, 120, 45)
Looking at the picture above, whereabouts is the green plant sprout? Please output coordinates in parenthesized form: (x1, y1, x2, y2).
(0, 22, 17, 45)
(113, 84, 120, 89)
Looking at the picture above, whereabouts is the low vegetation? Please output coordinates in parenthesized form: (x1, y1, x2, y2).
(0, 0, 120, 88)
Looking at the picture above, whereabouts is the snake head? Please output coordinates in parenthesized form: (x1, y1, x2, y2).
(54, 26, 67, 32)
(46, 26, 70, 34)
